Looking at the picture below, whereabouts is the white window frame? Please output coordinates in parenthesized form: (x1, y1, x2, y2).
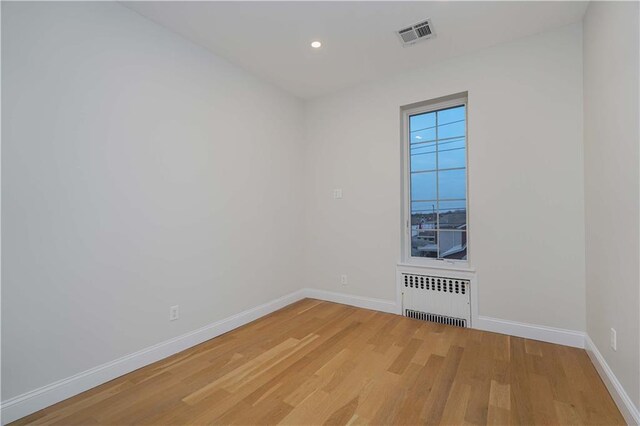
(400, 94, 469, 269)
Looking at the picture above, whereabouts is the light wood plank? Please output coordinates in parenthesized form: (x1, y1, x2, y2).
(11, 299, 626, 426)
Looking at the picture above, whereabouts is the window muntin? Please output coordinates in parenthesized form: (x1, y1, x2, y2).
(408, 103, 467, 261)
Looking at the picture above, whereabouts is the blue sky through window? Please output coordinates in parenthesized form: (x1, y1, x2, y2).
(410, 105, 466, 204)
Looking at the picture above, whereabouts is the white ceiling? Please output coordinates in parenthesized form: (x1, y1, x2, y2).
(123, 1, 588, 99)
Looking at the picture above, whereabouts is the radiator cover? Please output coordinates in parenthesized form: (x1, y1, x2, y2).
(401, 273, 471, 327)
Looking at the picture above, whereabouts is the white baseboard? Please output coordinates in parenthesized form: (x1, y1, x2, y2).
(304, 289, 587, 351)
(0, 289, 307, 425)
(475, 315, 586, 348)
(585, 335, 640, 425)
(303, 288, 399, 314)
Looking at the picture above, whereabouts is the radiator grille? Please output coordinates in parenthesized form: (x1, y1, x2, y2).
(405, 309, 467, 328)
(403, 274, 467, 294)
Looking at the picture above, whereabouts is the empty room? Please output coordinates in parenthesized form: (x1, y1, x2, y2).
(2, 1, 639, 425)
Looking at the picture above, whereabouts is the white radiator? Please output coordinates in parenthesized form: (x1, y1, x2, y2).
(401, 273, 471, 327)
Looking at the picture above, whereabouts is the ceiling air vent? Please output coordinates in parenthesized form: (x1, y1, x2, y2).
(397, 19, 435, 47)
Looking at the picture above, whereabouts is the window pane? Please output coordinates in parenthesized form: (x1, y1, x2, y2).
(411, 141, 436, 155)
(411, 171, 437, 200)
(438, 199, 466, 212)
(438, 201, 466, 230)
(438, 137, 465, 151)
(438, 168, 466, 200)
(437, 105, 465, 125)
(438, 146, 466, 170)
(411, 212, 436, 227)
(412, 229, 438, 258)
(410, 112, 435, 132)
(412, 201, 438, 214)
(411, 150, 436, 172)
(411, 128, 436, 143)
(437, 120, 465, 139)
(438, 230, 467, 260)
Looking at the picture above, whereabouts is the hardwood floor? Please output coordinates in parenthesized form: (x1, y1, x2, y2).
(13, 299, 624, 425)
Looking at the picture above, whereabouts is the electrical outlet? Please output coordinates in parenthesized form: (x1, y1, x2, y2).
(169, 305, 179, 321)
(340, 274, 348, 286)
(610, 328, 617, 351)
(333, 188, 343, 199)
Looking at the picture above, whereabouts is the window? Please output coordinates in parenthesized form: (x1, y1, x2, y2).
(402, 96, 468, 263)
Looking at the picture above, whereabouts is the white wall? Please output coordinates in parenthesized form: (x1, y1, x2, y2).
(1, 2, 305, 400)
(303, 24, 586, 331)
(583, 1, 640, 409)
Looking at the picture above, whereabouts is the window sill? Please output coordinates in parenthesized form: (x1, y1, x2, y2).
(397, 261, 476, 274)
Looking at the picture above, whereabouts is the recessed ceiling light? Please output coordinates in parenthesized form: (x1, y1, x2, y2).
(311, 41, 322, 49)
